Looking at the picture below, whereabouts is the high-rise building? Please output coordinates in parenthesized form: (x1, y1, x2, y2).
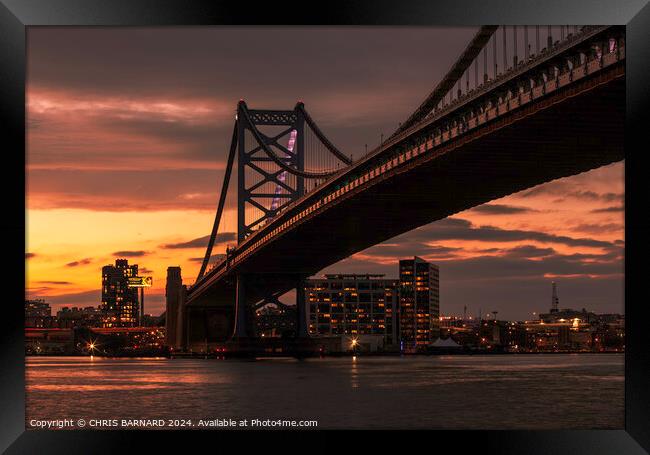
(101, 259, 139, 327)
(305, 274, 399, 347)
(165, 266, 182, 347)
(399, 257, 440, 351)
(550, 281, 559, 313)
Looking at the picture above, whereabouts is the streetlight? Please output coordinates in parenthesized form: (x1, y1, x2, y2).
(87, 339, 98, 356)
(350, 337, 359, 354)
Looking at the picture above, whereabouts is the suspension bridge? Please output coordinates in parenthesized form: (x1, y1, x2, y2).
(165, 25, 625, 353)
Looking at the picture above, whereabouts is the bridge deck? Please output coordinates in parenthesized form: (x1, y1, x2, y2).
(189, 57, 624, 307)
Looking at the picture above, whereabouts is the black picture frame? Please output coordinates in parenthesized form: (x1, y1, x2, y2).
(2, 0, 649, 453)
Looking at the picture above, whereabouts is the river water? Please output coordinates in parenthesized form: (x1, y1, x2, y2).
(25, 354, 624, 430)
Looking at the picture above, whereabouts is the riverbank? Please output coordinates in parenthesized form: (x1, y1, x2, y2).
(25, 349, 624, 359)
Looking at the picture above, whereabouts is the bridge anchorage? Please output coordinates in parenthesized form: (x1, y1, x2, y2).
(166, 25, 625, 356)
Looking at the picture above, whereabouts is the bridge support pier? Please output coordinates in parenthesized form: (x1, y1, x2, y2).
(233, 273, 250, 339)
(296, 276, 309, 338)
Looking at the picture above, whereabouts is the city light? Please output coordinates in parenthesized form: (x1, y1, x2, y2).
(87, 339, 99, 355)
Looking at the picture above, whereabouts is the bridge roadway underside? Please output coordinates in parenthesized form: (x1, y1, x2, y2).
(188, 71, 624, 341)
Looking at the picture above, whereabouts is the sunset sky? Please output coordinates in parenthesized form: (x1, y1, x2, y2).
(26, 27, 624, 320)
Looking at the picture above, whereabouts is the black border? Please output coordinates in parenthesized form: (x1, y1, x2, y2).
(2, 1, 649, 453)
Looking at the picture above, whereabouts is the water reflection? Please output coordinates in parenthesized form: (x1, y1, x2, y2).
(350, 355, 359, 388)
(26, 354, 624, 429)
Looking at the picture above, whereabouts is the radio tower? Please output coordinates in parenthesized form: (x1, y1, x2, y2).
(550, 281, 559, 313)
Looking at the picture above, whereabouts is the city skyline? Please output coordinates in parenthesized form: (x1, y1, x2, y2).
(25, 27, 624, 320)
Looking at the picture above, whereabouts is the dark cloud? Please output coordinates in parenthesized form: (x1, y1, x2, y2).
(470, 204, 536, 215)
(27, 27, 477, 179)
(502, 245, 556, 258)
(590, 206, 624, 213)
(26, 252, 37, 259)
(27, 169, 230, 211)
(567, 190, 623, 202)
(65, 258, 92, 267)
(408, 218, 616, 249)
(161, 233, 236, 249)
(188, 255, 226, 263)
(425, 245, 462, 255)
(36, 281, 73, 285)
(440, 255, 621, 282)
(27, 27, 475, 107)
(139, 267, 153, 274)
(112, 250, 148, 257)
(346, 218, 620, 269)
(521, 184, 623, 203)
(571, 223, 624, 235)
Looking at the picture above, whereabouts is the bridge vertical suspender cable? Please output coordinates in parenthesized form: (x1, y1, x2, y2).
(503, 26, 507, 71)
(493, 31, 498, 77)
(524, 25, 529, 61)
(483, 44, 487, 83)
(513, 25, 518, 67)
(197, 122, 238, 280)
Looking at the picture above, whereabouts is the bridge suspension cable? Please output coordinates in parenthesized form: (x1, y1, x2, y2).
(391, 25, 499, 137)
(297, 103, 352, 166)
(388, 24, 586, 144)
(197, 121, 238, 280)
(196, 101, 353, 281)
(191, 24, 620, 289)
(239, 102, 349, 180)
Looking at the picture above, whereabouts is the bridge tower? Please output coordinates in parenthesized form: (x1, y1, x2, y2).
(234, 103, 307, 339)
(236, 102, 306, 242)
(194, 101, 352, 343)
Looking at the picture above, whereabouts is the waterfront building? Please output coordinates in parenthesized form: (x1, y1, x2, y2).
(521, 318, 593, 351)
(305, 273, 400, 349)
(101, 259, 139, 327)
(24, 328, 75, 354)
(539, 307, 597, 323)
(25, 299, 52, 328)
(399, 257, 440, 352)
(56, 306, 104, 328)
(256, 305, 296, 337)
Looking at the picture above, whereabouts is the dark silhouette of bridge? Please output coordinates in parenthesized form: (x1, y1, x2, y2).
(165, 25, 625, 353)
